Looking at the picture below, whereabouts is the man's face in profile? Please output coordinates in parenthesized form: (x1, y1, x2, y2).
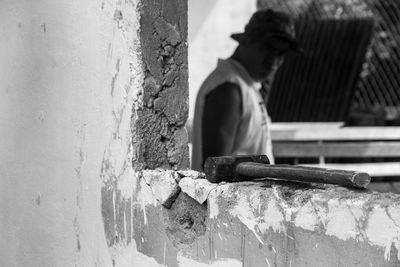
(245, 40, 288, 81)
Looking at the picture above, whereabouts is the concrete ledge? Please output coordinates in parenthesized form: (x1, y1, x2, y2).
(134, 173, 400, 266)
(205, 181, 400, 266)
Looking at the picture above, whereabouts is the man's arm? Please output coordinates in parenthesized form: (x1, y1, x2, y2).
(202, 82, 242, 166)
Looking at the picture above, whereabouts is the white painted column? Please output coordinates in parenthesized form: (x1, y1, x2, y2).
(0, 0, 146, 265)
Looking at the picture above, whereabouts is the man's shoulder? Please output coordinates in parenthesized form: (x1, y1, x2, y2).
(200, 68, 244, 95)
(205, 82, 242, 113)
(210, 82, 241, 99)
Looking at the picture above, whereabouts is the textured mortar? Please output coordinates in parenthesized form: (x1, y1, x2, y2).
(132, 0, 189, 170)
(165, 192, 207, 249)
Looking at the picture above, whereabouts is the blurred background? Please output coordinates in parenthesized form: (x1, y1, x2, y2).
(188, 0, 400, 192)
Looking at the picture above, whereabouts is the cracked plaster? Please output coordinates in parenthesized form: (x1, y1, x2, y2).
(131, 0, 189, 170)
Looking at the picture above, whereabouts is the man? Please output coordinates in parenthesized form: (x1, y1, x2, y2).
(191, 9, 301, 171)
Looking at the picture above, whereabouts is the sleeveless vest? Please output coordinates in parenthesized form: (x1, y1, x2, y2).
(191, 58, 274, 171)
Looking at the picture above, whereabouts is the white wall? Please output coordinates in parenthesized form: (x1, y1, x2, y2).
(0, 0, 146, 265)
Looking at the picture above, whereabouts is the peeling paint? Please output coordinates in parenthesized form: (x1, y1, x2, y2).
(293, 202, 319, 231)
(325, 199, 359, 241)
(136, 178, 158, 223)
(116, 169, 137, 200)
(98, 0, 146, 252)
(230, 191, 265, 244)
(203, 182, 400, 262)
(259, 198, 285, 233)
(366, 206, 400, 260)
(208, 184, 232, 219)
(208, 190, 220, 219)
(132, 173, 400, 266)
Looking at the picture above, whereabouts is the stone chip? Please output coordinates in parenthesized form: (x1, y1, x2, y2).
(142, 170, 181, 208)
(179, 177, 218, 204)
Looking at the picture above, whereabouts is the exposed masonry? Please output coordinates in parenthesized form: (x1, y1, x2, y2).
(133, 0, 189, 170)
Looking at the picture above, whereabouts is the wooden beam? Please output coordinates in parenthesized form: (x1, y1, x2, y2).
(301, 163, 400, 177)
(271, 125, 400, 141)
(273, 141, 400, 157)
(271, 122, 344, 129)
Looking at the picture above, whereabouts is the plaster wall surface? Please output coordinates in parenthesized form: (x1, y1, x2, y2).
(0, 0, 157, 266)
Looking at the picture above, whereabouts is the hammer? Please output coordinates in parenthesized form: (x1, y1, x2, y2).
(204, 155, 370, 189)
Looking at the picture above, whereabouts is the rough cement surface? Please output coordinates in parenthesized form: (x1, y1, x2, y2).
(133, 175, 400, 266)
(164, 192, 207, 249)
(205, 181, 400, 266)
(132, 0, 189, 170)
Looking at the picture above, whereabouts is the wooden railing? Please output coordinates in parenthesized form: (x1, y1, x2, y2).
(271, 123, 400, 177)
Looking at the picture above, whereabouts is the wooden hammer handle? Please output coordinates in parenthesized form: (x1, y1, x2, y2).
(236, 162, 370, 188)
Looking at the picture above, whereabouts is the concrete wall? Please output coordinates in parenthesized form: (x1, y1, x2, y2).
(0, 0, 188, 265)
(136, 177, 400, 267)
(0, 0, 120, 265)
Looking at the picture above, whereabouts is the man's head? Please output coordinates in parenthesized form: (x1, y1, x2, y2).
(231, 9, 300, 81)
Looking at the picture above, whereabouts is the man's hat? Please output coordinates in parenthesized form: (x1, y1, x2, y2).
(231, 9, 301, 54)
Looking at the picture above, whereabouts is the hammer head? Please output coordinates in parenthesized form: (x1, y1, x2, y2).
(204, 155, 270, 183)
